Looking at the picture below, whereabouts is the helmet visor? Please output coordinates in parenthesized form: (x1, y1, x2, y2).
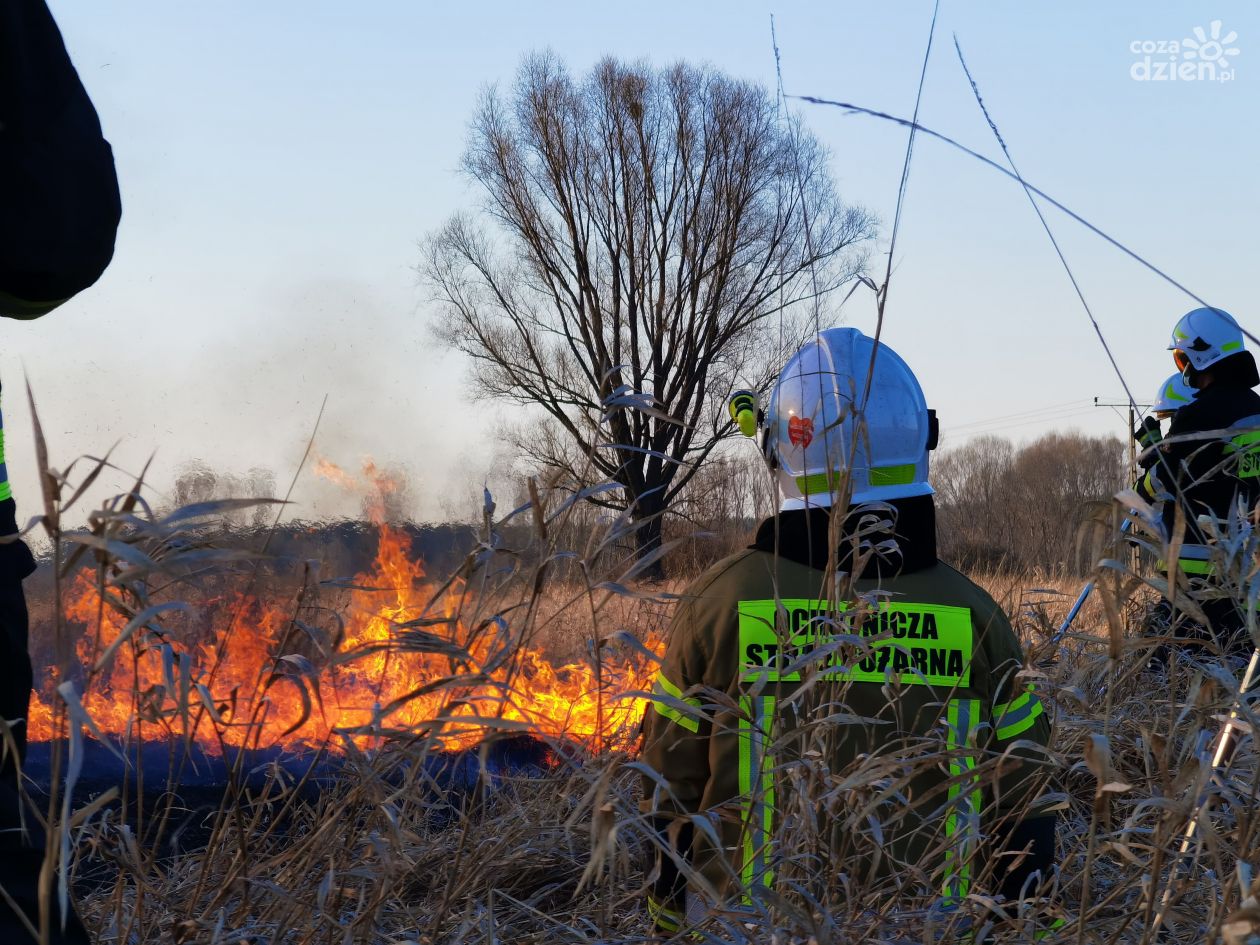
(1172, 349, 1190, 373)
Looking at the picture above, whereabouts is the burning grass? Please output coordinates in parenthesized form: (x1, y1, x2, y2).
(29, 522, 662, 753)
(20, 462, 1260, 944)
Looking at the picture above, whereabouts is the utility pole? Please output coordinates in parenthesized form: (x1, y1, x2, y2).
(1094, 397, 1152, 487)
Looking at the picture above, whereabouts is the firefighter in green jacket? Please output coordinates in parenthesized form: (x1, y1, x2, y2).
(641, 328, 1055, 936)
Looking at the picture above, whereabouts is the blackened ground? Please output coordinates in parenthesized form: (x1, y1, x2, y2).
(25, 732, 559, 861)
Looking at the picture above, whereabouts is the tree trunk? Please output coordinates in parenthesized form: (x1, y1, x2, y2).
(632, 490, 667, 583)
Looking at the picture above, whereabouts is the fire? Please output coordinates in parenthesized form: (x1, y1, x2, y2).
(313, 457, 358, 492)
(28, 523, 665, 754)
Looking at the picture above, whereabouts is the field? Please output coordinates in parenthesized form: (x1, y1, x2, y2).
(22, 497, 1260, 945)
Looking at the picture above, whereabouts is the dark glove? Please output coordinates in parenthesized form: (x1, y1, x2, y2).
(1134, 416, 1163, 449)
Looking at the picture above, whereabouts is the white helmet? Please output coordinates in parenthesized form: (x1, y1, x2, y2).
(1168, 307, 1246, 373)
(765, 327, 936, 511)
(1152, 372, 1196, 415)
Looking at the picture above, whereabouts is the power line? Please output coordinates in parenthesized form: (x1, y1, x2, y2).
(956, 405, 1094, 432)
(947, 406, 1097, 441)
(949, 399, 1089, 432)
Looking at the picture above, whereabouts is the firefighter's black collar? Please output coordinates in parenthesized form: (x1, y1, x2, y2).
(749, 495, 939, 579)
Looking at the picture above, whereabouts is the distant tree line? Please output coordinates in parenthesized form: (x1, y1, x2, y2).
(932, 431, 1126, 575)
(656, 429, 1127, 578)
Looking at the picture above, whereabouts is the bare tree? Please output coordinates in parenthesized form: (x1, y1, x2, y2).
(422, 53, 874, 576)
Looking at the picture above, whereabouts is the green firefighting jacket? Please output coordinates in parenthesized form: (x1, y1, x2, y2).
(640, 506, 1052, 931)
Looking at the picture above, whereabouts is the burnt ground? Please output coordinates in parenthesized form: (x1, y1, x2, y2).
(24, 733, 558, 862)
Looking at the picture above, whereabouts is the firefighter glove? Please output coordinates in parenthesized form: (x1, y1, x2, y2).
(1134, 416, 1162, 449)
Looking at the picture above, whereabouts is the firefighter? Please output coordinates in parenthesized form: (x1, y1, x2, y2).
(641, 328, 1055, 937)
(1136, 374, 1198, 670)
(1, 1, 120, 941)
(1136, 308, 1260, 662)
(1136, 373, 1192, 645)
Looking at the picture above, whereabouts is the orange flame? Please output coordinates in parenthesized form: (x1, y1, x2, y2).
(313, 457, 358, 490)
(28, 524, 663, 754)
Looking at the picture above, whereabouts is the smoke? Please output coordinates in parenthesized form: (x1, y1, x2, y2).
(8, 271, 498, 529)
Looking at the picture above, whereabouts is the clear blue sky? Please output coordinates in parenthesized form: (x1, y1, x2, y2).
(9, 0, 1256, 523)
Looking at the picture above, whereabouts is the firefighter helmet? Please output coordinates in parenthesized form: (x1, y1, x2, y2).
(1169, 307, 1246, 374)
(1151, 372, 1196, 416)
(765, 327, 936, 510)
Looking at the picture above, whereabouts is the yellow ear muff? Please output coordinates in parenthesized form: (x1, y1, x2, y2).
(728, 389, 758, 437)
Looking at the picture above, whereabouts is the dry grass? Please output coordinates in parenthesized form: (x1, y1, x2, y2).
(18, 450, 1260, 945)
